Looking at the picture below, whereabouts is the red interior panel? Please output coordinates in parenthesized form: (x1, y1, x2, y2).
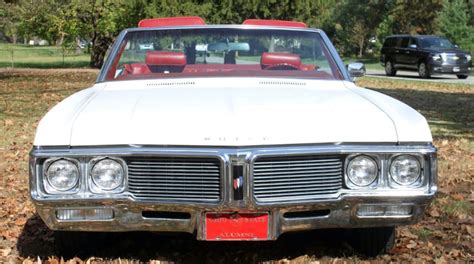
(130, 63, 151, 74)
(184, 64, 261, 73)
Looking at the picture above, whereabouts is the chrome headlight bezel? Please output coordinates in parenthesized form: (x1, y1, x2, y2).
(388, 154, 423, 187)
(88, 157, 127, 193)
(345, 154, 380, 188)
(43, 158, 80, 194)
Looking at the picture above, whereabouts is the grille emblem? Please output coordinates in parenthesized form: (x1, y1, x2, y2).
(233, 175, 243, 190)
(232, 165, 244, 200)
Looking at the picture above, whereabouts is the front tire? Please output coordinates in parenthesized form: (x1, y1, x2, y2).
(347, 226, 395, 257)
(418, 62, 431, 78)
(457, 74, 468, 79)
(385, 61, 396, 76)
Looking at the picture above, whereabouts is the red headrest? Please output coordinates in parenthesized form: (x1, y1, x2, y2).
(138, 16, 206, 27)
(261, 52, 301, 68)
(145, 51, 186, 66)
(243, 19, 307, 28)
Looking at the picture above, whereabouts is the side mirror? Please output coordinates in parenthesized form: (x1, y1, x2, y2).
(409, 44, 417, 49)
(347, 62, 366, 81)
(454, 44, 459, 48)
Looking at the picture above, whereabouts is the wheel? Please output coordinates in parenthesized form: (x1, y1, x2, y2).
(384, 61, 396, 76)
(346, 226, 395, 257)
(418, 62, 431, 78)
(457, 74, 468, 79)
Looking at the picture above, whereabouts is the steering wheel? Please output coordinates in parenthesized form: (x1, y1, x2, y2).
(264, 63, 300, 70)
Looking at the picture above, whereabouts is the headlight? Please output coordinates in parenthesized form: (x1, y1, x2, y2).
(347, 155, 378, 187)
(45, 159, 79, 191)
(432, 54, 442, 61)
(466, 54, 472, 61)
(91, 158, 124, 191)
(389, 155, 421, 185)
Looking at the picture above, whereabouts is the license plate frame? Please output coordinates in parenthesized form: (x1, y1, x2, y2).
(204, 212, 269, 241)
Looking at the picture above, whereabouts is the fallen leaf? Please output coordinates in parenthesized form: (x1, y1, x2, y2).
(435, 256, 449, 264)
(466, 225, 474, 236)
(4, 119, 14, 126)
(449, 249, 460, 258)
(406, 240, 417, 249)
(14, 218, 27, 226)
(0, 247, 11, 256)
(429, 209, 440, 218)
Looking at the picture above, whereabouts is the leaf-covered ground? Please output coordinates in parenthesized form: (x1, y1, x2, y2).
(0, 69, 472, 263)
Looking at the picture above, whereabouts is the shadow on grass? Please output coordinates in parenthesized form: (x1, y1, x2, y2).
(371, 88, 474, 140)
(17, 215, 352, 263)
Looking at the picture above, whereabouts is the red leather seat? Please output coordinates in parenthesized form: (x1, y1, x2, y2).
(261, 52, 302, 70)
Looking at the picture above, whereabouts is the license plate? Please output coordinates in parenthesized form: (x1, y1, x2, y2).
(453, 67, 460, 72)
(205, 212, 269, 240)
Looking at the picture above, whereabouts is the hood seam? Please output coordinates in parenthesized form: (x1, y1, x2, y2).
(342, 81, 400, 142)
(68, 84, 107, 145)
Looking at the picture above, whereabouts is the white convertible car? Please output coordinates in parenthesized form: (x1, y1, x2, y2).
(30, 17, 437, 256)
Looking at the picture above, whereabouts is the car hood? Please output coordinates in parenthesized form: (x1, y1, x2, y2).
(34, 78, 431, 146)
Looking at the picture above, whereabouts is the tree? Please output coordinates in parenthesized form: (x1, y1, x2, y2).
(437, 0, 474, 51)
(0, 1, 23, 43)
(71, 0, 131, 68)
(388, 0, 443, 34)
(329, 0, 389, 57)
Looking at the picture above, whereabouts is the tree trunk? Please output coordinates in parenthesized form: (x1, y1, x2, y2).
(58, 33, 65, 46)
(89, 35, 112, 68)
(358, 39, 364, 58)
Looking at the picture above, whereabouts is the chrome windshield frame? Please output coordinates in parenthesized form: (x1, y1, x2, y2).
(96, 25, 350, 83)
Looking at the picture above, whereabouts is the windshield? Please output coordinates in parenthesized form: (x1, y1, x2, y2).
(419, 37, 455, 49)
(105, 28, 343, 81)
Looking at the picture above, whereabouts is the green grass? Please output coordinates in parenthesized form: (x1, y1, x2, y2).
(0, 43, 90, 68)
(443, 200, 474, 217)
(413, 227, 433, 241)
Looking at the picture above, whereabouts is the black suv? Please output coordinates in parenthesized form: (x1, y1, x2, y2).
(380, 35, 472, 79)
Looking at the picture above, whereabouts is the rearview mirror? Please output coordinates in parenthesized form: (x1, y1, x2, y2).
(207, 42, 250, 52)
(347, 62, 366, 81)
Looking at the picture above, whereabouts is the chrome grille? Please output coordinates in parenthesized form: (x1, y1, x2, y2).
(446, 54, 464, 64)
(253, 155, 343, 201)
(127, 157, 221, 202)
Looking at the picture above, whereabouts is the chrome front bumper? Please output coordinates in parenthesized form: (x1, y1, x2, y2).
(32, 194, 435, 240)
(30, 144, 437, 240)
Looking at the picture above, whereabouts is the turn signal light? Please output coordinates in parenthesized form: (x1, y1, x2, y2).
(56, 208, 114, 221)
(357, 205, 413, 217)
